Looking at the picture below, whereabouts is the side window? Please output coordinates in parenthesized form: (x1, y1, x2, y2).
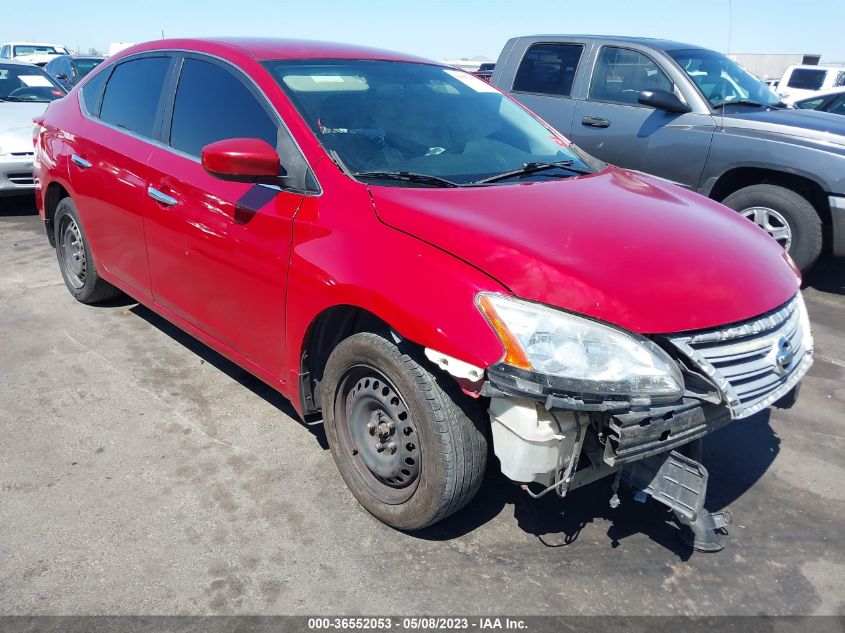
(795, 96, 825, 110)
(589, 46, 673, 105)
(169, 58, 277, 157)
(829, 95, 845, 115)
(0, 46, 8, 58)
(512, 43, 584, 96)
(835, 72, 845, 88)
(81, 67, 110, 116)
(99, 57, 170, 138)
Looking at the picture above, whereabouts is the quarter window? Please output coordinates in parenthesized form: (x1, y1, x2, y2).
(169, 58, 278, 157)
(589, 47, 673, 105)
(99, 57, 170, 138)
(512, 43, 583, 96)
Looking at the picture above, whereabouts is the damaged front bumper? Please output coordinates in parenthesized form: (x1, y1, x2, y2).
(479, 294, 813, 551)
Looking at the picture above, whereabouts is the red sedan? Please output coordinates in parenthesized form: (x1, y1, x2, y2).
(33, 38, 812, 550)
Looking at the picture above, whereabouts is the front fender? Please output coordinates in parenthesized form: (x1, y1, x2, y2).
(282, 168, 507, 406)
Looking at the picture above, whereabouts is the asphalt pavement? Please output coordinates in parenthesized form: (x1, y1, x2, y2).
(1, 195, 843, 615)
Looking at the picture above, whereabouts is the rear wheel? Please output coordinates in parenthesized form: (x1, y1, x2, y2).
(54, 198, 121, 304)
(721, 184, 823, 272)
(321, 332, 487, 530)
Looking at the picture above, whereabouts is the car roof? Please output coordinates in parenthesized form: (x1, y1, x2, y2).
(0, 58, 44, 67)
(795, 86, 845, 102)
(512, 34, 706, 51)
(5, 42, 66, 47)
(119, 37, 437, 65)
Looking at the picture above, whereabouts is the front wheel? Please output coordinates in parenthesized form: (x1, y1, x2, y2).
(321, 333, 487, 530)
(721, 184, 823, 272)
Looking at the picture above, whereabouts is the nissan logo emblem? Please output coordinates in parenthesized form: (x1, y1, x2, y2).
(773, 337, 795, 375)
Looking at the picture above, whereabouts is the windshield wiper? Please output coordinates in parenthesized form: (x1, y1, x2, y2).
(473, 160, 591, 185)
(713, 99, 765, 108)
(353, 170, 460, 188)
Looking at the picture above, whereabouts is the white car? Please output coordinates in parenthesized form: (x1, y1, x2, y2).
(0, 42, 69, 67)
(777, 64, 845, 104)
(0, 59, 66, 196)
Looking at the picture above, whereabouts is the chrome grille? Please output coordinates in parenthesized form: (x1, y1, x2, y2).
(667, 294, 813, 419)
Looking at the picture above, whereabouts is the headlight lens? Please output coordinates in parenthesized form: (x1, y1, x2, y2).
(796, 291, 813, 353)
(0, 146, 7, 156)
(476, 293, 683, 398)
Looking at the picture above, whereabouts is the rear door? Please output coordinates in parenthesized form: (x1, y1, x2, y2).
(68, 54, 173, 298)
(569, 45, 714, 188)
(500, 40, 588, 137)
(143, 54, 315, 375)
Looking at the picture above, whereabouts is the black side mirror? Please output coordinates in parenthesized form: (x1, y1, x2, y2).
(638, 89, 692, 114)
(56, 73, 68, 80)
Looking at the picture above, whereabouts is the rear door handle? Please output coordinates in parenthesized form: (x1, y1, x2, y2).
(71, 154, 92, 169)
(147, 186, 178, 207)
(581, 116, 611, 129)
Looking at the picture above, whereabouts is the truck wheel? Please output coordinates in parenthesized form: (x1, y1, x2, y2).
(321, 332, 487, 530)
(54, 198, 121, 304)
(721, 184, 822, 272)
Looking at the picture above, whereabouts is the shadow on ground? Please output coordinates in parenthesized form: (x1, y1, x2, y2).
(126, 303, 328, 449)
(415, 411, 778, 558)
(804, 252, 845, 296)
(0, 193, 38, 217)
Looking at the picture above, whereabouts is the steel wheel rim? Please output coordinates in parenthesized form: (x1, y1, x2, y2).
(334, 365, 420, 504)
(60, 216, 86, 289)
(740, 206, 793, 251)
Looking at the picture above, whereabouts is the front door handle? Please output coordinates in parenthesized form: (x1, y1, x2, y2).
(147, 186, 178, 207)
(71, 154, 92, 169)
(581, 116, 611, 129)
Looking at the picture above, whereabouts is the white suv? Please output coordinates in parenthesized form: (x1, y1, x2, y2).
(0, 42, 69, 67)
(777, 64, 845, 104)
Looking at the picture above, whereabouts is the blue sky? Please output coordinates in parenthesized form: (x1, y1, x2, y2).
(3, 0, 844, 62)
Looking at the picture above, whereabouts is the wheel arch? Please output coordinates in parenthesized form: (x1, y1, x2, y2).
(708, 166, 831, 233)
(43, 180, 72, 247)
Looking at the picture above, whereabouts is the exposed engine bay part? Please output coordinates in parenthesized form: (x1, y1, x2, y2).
(620, 448, 732, 552)
(424, 348, 484, 383)
(489, 397, 578, 487)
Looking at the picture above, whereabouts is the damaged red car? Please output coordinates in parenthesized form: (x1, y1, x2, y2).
(33, 38, 813, 551)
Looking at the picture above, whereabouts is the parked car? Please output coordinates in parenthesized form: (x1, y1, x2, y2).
(0, 42, 70, 67)
(472, 62, 495, 82)
(793, 86, 845, 115)
(777, 64, 845, 104)
(34, 38, 813, 551)
(0, 60, 66, 196)
(44, 55, 105, 90)
(491, 35, 845, 271)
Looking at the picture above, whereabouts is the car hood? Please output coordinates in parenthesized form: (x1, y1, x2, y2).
(0, 102, 48, 153)
(370, 167, 799, 335)
(723, 106, 845, 145)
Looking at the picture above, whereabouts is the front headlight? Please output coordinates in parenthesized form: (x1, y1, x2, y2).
(0, 146, 7, 157)
(476, 293, 683, 399)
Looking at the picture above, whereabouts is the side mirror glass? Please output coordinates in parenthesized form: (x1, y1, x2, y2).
(201, 138, 281, 182)
(638, 89, 692, 114)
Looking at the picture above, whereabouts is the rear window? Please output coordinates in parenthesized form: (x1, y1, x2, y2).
(787, 68, 826, 90)
(99, 57, 170, 138)
(512, 43, 583, 96)
(74, 58, 103, 79)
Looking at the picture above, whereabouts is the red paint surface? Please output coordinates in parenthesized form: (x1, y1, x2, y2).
(34, 38, 799, 417)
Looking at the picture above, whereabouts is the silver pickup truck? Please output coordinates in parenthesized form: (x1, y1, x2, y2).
(491, 35, 845, 271)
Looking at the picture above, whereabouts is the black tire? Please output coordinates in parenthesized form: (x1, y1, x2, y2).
(721, 184, 823, 272)
(321, 332, 487, 530)
(53, 197, 121, 304)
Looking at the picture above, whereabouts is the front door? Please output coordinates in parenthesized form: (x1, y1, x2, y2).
(143, 55, 308, 376)
(569, 45, 715, 189)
